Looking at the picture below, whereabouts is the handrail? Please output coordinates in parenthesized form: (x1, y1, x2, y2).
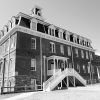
(73, 69, 86, 85)
(43, 69, 61, 90)
(67, 68, 86, 85)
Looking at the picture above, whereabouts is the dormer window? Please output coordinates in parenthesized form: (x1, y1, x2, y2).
(48, 25, 55, 36)
(55, 29, 59, 38)
(70, 34, 74, 42)
(77, 37, 79, 44)
(3, 25, 8, 35)
(74, 36, 77, 43)
(82, 40, 85, 46)
(63, 31, 66, 40)
(37, 22, 45, 33)
(11, 16, 19, 27)
(59, 29, 63, 39)
(66, 31, 70, 41)
(19, 17, 30, 28)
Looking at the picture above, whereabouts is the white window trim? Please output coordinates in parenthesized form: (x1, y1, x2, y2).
(31, 38, 36, 49)
(77, 64, 80, 73)
(50, 42, 56, 53)
(75, 48, 78, 57)
(86, 51, 89, 59)
(68, 46, 71, 56)
(31, 59, 36, 71)
(83, 65, 86, 73)
(60, 44, 64, 54)
(81, 50, 84, 58)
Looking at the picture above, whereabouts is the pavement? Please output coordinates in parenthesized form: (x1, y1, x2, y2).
(1, 84, 100, 100)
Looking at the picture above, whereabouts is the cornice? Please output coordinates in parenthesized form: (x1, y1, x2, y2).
(0, 25, 95, 52)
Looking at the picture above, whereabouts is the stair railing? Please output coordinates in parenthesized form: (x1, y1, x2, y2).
(43, 69, 61, 91)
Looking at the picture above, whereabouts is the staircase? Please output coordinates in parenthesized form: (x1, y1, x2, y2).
(43, 68, 86, 91)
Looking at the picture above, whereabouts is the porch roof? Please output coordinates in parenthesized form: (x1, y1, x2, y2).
(47, 55, 69, 61)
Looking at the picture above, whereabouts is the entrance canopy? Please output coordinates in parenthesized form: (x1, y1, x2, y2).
(47, 55, 69, 76)
(47, 55, 69, 61)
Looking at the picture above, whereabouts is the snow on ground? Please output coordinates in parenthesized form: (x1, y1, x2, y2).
(1, 84, 100, 100)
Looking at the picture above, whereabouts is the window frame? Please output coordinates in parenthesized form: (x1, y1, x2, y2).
(31, 38, 36, 49)
(60, 44, 64, 55)
(68, 46, 71, 56)
(86, 51, 89, 59)
(50, 42, 56, 53)
(75, 48, 78, 57)
(77, 64, 80, 73)
(83, 65, 86, 73)
(81, 50, 84, 58)
(31, 59, 36, 71)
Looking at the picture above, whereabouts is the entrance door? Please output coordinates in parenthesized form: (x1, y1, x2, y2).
(69, 63, 72, 68)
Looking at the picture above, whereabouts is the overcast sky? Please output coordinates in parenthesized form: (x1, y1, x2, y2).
(0, 0, 100, 55)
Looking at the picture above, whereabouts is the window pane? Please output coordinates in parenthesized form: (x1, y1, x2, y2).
(31, 38, 36, 49)
(31, 59, 36, 71)
(60, 45, 64, 54)
(50, 42, 55, 53)
(68, 46, 71, 56)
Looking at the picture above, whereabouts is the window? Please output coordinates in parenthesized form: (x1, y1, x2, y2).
(92, 65, 94, 73)
(31, 79, 36, 89)
(37, 23, 45, 33)
(70, 34, 74, 42)
(77, 64, 80, 73)
(90, 53, 93, 60)
(86, 51, 89, 59)
(68, 46, 71, 56)
(49, 28, 55, 36)
(60, 45, 64, 54)
(75, 48, 78, 57)
(88, 65, 90, 73)
(63, 32, 66, 40)
(69, 63, 72, 68)
(19, 17, 30, 28)
(55, 30, 59, 37)
(31, 59, 36, 71)
(81, 50, 84, 58)
(83, 65, 86, 73)
(31, 38, 36, 49)
(77, 38, 79, 44)
(50, 42, 55, 53)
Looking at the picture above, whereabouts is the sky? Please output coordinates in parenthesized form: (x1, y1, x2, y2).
(0, 0, 100, 55)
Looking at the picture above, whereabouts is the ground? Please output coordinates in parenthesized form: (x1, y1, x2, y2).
(1, 84, 100, 100)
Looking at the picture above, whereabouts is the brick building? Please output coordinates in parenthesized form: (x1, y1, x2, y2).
(0, 6, 100, 93)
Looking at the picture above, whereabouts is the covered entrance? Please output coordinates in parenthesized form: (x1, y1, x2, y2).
(47, 56, 68, 76)
(46, 55, 69, 89)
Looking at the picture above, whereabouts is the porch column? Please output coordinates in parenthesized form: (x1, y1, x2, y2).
(54, 58, 56, 74)
(43, 56, 46, 82)
(66, 59, 69, 88)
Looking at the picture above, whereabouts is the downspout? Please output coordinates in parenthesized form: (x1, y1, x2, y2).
(71, 45, 75, 87)
(1, 58, 5, 94)
(40, 37, 43, 90)
(89, 51, 92, 84)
